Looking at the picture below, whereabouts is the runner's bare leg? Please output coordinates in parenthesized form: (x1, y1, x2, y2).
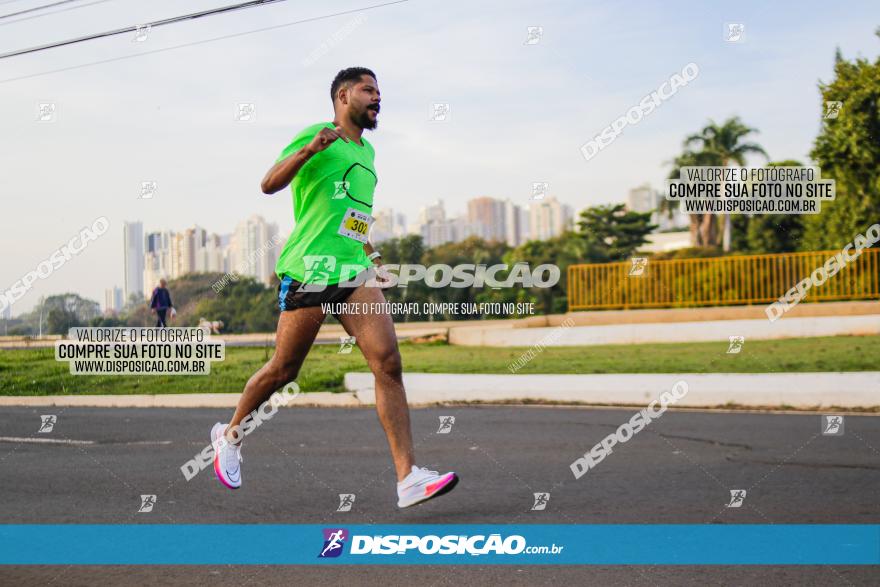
(337, 285, 415, 481)
(226, 307, 326, 439)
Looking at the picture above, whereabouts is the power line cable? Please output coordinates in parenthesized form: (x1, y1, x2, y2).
(0, 0, 44, 6)
(0, 0, 409, 84)
(0, 0, 82, 20)
(0, 0, 291, 59)
(0, 0, 115, 27)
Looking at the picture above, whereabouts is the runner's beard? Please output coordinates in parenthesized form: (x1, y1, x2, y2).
(354, 108, 378, 130)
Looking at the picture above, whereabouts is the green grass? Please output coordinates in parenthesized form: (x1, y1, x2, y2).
(1, 335, 877, 395)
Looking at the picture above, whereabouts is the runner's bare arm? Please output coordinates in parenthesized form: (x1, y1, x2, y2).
(364, 242, 380, 265)
(261, 126, 349, 194)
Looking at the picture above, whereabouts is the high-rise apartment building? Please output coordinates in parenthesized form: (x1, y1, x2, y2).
(528, 196, 573, 241)
(123, 221, 144, 302)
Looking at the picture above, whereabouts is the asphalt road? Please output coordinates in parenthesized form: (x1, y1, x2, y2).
(1, 405, 878, 585)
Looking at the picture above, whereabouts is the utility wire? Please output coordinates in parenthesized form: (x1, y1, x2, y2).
(0, 0, 409, 84)
(0, 0, 290, 59)
(0, 0, 82, 20)
(0, 0, 42, 7)
(0, 0, 114, 27)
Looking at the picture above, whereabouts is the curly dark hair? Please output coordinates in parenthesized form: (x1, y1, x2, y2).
(330, 67, 377, 103)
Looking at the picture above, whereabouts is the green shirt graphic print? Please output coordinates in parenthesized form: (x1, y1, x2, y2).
(274, 122, 378, 285)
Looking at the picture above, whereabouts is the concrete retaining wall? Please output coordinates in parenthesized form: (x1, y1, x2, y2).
(344, 372, 880, 408)
(448, 315, 880, 347)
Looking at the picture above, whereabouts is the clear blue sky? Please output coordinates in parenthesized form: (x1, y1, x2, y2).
(1, 0, 878, 313)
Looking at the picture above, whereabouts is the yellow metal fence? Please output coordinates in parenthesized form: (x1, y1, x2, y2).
(567, 249, 880, 311)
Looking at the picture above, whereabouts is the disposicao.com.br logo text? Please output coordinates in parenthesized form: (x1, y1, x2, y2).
(318, 528, 564, 558)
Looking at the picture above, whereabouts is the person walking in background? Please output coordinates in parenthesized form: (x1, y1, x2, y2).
(149, 279, 174, 328)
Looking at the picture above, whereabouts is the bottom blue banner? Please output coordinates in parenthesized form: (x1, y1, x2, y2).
(1, 525, 878, 565)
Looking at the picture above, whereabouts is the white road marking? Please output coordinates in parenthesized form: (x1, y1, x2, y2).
(0, 437, 95, 445)
(0, 437, 173, 445)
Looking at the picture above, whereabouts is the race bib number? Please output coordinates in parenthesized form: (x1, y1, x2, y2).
(337, 208, 373, 243)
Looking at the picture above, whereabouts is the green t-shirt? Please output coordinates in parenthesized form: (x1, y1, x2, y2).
(274, 122, 377, 285)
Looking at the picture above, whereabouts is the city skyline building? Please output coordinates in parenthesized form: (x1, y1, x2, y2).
(104, 286, 123, 315)
(627, 184, 689, 232)
(528, 196, 573, 241)
(123, 221, 144, 303)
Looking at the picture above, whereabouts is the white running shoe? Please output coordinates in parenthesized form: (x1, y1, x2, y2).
(211, 423, 242, 490)
(397, 465, 459, 508)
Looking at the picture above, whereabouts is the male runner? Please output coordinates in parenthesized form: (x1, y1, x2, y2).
(210, 67, 458, 508)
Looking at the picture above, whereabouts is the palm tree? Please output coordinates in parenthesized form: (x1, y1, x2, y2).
(665, 149, 723, 247)
(684, 117, 768, 251)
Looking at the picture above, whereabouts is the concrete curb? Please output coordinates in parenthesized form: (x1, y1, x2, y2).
(344, 372, 880, 409)
(2, 372, 877, 409)
(0, 392, 360, 408)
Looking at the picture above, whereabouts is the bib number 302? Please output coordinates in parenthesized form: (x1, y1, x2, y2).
(337, 208, 373, 243)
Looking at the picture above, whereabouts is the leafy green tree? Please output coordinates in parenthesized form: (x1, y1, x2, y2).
(683, 117, 768, 251)
(18, 293, 100, 335)
(503, 233, 587, 315)
(46, 307, 81, 334)
(191, 275, 278, 333)
(90, 316, 126, 327)
(803, 38, 880, 249)
(576, 204, 657, 263)
(421, 237, 510, 319)
(497, 206, 654, 315)
(380, 235, 431, 317)
(735, 160, 806, 253)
